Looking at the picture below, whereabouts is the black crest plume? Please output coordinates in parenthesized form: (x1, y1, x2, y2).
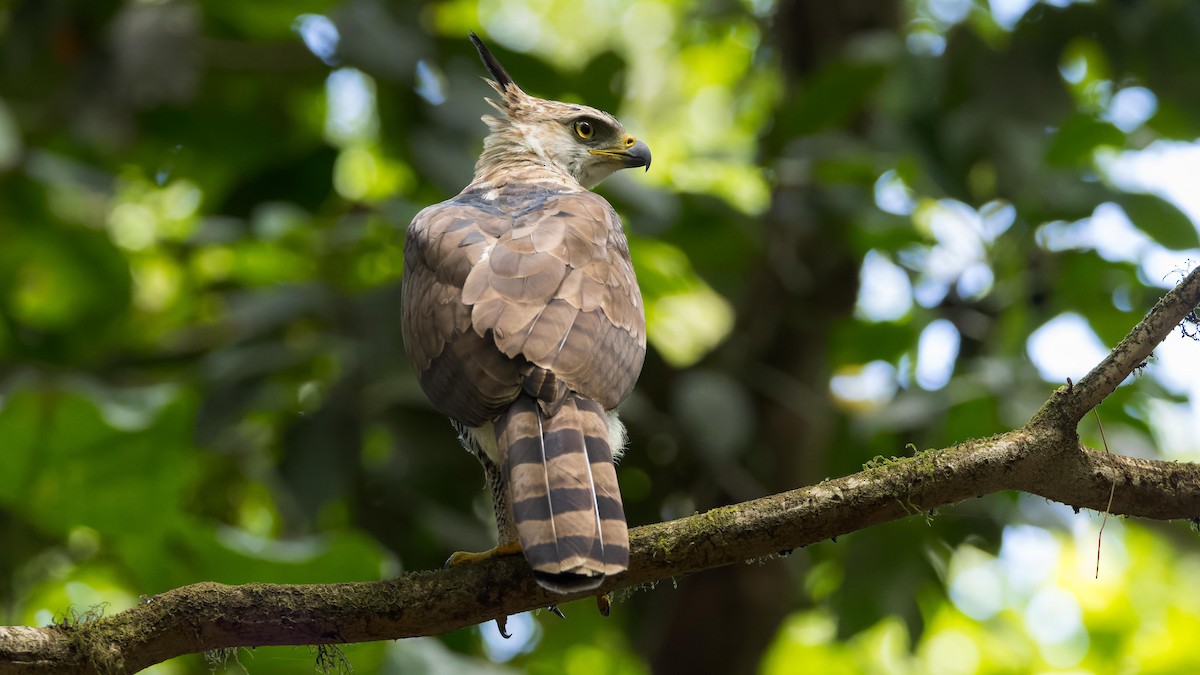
(468, 32, 515, 92)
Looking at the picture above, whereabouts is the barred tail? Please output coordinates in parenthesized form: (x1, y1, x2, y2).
(496, 393, 629, 593)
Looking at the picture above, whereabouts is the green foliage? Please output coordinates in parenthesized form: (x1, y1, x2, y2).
(1118, 193, 1200, 251)
(763, 524, 1200, 674)
(1046, 115, 1124, 167)
(3, 0, 1200, 673)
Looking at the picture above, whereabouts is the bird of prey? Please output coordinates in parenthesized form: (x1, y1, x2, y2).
(401, 33, 650, 594)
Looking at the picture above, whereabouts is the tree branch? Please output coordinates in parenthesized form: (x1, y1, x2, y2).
(4, 266, 1200, 674)
(1031, 264, 1200, 427)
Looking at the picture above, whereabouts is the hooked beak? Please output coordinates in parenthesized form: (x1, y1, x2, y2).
(590, 139, 652, 172)
(622, 139, 652, 171)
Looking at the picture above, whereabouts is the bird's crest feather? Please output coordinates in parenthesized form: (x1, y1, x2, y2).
(469, 32, 526, 117)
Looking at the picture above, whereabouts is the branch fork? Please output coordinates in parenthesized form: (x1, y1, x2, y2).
(3, 267, 1200, 674)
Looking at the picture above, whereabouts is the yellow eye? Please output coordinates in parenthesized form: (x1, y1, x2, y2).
(574, 120, 594, 139)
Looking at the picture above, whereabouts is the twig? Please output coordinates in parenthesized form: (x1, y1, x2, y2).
(1092, 407, 1116, 579)
(3, 263, 1200, 674)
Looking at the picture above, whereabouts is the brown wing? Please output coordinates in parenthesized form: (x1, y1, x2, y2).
(401, 198, 522, 426)
(402, 186, 646, 426)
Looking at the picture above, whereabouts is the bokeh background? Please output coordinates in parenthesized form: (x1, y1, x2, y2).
(4, 0, 1200, 673)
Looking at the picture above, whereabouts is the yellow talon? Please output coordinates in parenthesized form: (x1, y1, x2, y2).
(445, 541, 523, 567)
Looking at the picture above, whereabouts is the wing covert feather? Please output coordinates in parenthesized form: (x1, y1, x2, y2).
(401, 185, 645, 424)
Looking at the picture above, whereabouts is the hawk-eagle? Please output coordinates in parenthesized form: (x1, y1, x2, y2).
(401, 33, 650, 594)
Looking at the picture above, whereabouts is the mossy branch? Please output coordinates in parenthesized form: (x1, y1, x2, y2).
(3, 265, 1200, 674)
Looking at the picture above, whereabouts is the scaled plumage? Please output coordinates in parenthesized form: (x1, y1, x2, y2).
(401, 34, 649, 592)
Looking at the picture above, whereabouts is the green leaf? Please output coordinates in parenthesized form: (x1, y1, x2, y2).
(1045, 115, 1124, 166)
(1118, 192, 1200, 250)
(0, 392, 44, 504)
(629, 237, 735, 367)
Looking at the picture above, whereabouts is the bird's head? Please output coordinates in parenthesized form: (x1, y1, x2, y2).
(469, 33, 651, 189)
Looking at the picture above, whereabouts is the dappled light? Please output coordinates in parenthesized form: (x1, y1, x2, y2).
(916, 319, 961, 390)
(4, 0, 1200, 673)
(830, 361, 898, 411)
(1027, 313, 1110, 383)
(856, 250, 913, 322)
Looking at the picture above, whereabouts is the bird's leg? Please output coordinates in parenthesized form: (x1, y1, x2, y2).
(444, 540, 523, 567)
(443, 449, 526, 567)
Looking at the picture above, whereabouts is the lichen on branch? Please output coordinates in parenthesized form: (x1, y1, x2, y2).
(3, 267, 1200, 674)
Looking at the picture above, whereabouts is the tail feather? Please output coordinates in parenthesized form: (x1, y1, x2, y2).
(497, 393, 629, 592)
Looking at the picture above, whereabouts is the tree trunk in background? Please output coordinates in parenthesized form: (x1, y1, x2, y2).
(650, 2, 900, 673)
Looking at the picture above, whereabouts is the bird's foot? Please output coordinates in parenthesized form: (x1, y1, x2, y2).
(444, 540, 523, 568)
(596, 593, 612, 616)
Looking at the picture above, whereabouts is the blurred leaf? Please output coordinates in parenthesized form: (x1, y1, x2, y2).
(0, 217, 131, 340)
(941, 395, 1003, 447)
(177, 525, 386, 587)
(6, 1, 1200, 673)
(1146, 100, 1198, 140)
(205, 3, 340, 39)
(630, 237, 735, 367)
(14, 389, 193, 537)
(1045, 114, 1123, 166)
(1051, 252, 1139, 346)
(1117, 192, 1200, 251)
(828, 318, 918, 366)
(0, 392, 45, 504)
